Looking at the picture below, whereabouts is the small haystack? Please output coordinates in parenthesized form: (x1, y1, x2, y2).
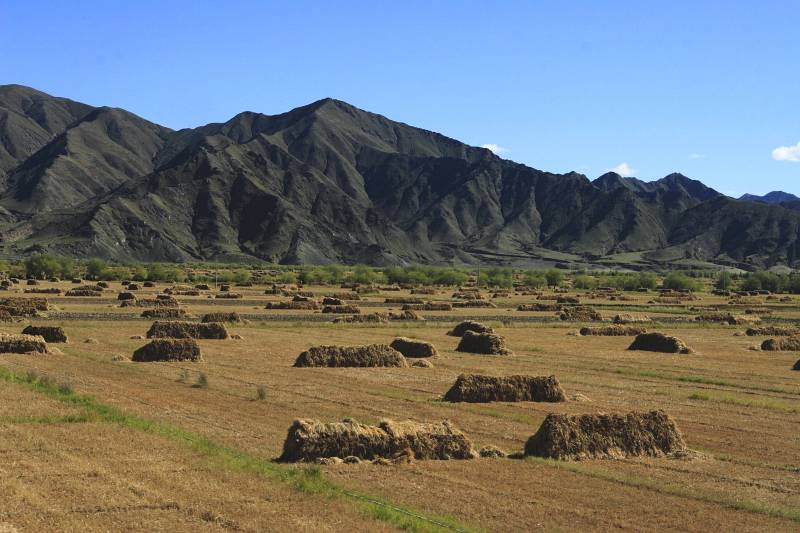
(403, 302, 452, 311)
(385, 297, 424, 304)
(141, 308, 187, 319)
(524, 410, 686, 460)
(580, 325, 647, 336)
(452, 300, 497, 308)
(265, 300, 319, 310)
(455, 331, 512, 355)
(146, 321, 229, 340)
(132, 339, 202, 362)
(293, 344, 407, 367)
(388, 310, 424, 321)
(444, 374, 565, 403)
(389, 337, 438, 357)
(612, 313, 651, 324)
(332, 313, 389, 324)
(761, 336, 800, 351)
(447, 320, 494, 337)
(628, 332, 693, 354)
(117, 292, 136, 301)
(746, 326, 800, 337)
(201, 312, 242, 323)
(65, 289, 102, 297)
(0, 333, 48, 354)
(478, 445, 507, 458)
(215, 293, 242, 299)
(322, 297, 344, 306)
(518, 303, 562, 312)
(278, 418, 476, 462)
(21, 325, 67, 343)
(321, 304, 361, 314)
(559, 306, 602, 321)
(411, 359, 433, 368)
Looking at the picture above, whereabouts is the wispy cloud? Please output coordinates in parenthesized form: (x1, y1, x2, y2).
(772, 141, 800, 162)
(689, 153, 706, 160)
(481, 143, 509, 155)
(608, 162, 637, 177)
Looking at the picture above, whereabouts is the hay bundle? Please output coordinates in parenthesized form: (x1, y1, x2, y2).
(0, 310, 12, 322)
(322, 297, 344, 306)
(580, 325, 647, 336)
(24, 288, 61, 294)
(447, 320, 494, 337)
(172, 289, 200, 296)
(389, 337, 437, 357)
(332, 313, 389, 324)
(278, 418, 476, 462)
(195, 284, 211, 290)
(557, 296, 580, 304)
(0, 297, 48, 316)
(612, 313, 651, 324)
(322, 304, 361, 314)
(26, 279, 39, 285)
(265, 300, 319, 310)
(332, 292, 360, 301)
(628, 332, 693, 354)
(215, 293, 243, 299)
(444, 374, 565, 403)
(695, 313, 756, 325)
(201, 312, 242, 323)
(293, 344, 407, 367)
(746, 326, 800, 337)
(524, 410, 686, 460)
(411, 287, 437, 295)
(117, 292, 136, 301)
(0, 333, 48, 354)
(452, 300, 497, 308)
(402, 302, 452, 311)
(518, 303, 562, 311)
(141, 308, 187, 319)
(123, 297, 179, 308)
(21, 325, 67, 343)
(127, 283, 140, 290)
(761, 336, 800, 351)
(143, 281, 155, 287)
(146, 321, 229, 340)
(384, 297, 424, 305)
(388, 310, 424, 321)
(456, 331, 512, 355)
(411, 359, 433, 368)
(132, 339, 202, 362)
(559, 306, 602, 321)
(292, 295, 313, 302)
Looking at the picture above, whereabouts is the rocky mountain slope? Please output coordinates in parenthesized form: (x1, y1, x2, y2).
(1, 84, 799, 268)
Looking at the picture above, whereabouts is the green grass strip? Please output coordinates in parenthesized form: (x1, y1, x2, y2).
(688, 391, 800, 413)
(0, 366, 474, 533)
(614, 368, 800, 396)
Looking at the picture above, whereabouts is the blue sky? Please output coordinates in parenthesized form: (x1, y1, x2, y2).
(1, 1, 798, 196)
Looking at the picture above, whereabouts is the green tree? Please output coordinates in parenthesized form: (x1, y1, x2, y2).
(545, 269, 563, 288)
(85, 258, 107, 280)
(24, 254, 61, 279)
(715, 271, 734, 290)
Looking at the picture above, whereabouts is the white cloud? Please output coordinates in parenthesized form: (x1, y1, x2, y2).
(689, 153, 706, 160)
(608, 162, 637, 177)
(481, 143, 509, 155)
(772, 141, 800, 162)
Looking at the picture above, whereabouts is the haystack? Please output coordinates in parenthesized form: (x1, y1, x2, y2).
(322, 297, 344, 306)
(559, 306, 602, 321)
(403, 302, 452, 311)
(24, 288, 61, 294)
(452, 300, 497, 308)
(385, 297, 424, 304)
(201, 312, 242, 323)
(746, 326, 800, 337)
(322, 304, 361, 314)
(215, 293, 242, 299)
(132, 339, 202, 362)
(628, 332, 693, 354)
(447, 320, 494, 337)
(141, 308, 187, 319)
(518, 303, 562, 312)
(0, 310, 12, 322)
(146, 321, 229, 340)
(580, 325, 647, 336)
(278, 418, 476, 462)
(411, 359, 433, 368)
(524, 410, 686, 460)
(455, 331, 512, 355)
(761, 336, 800, 351)
(0, 297, 48, 315)
(444, 374, 565, 403)
(65, 289, 101, 297)
(388, 310, 424, 321)
(389, 337, 437, 357)
(332, 313, 389, 324)
(293, 344, 407, 367)
(612, 313, 651, 324)
(21, 325, 67, 343)
(0, 333, 48, 354)
(117, 292, 136, 301)
(265, 300, 319, 310)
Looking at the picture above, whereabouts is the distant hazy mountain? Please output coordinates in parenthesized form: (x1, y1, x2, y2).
(2, 84, 800, 268)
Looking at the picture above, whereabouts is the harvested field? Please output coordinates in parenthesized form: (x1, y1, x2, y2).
(455, 331, 512, 355)
(444, 374, 565, 403)
(21, 325, 67, 343)
(132, 339, 202, 362)
(389, 337, 437, 357)
(447, 320, 494, 337)
(146, 321, 229, 339)
(293, 344, 407, 367)
(628, 332, 693, 354)
(278, 418, 476, 462)
(524, 410, 686, 460)
(580, 325, 647, 336)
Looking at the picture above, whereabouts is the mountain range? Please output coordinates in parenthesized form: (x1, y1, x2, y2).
(1, 84, 799, 269)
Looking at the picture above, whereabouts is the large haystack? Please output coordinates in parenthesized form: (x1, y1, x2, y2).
(628, 332, 693, 354)
(294, 344, 407, 367)
(141, 308, 187, 319)
(761, 336, 800, 351)
(201, 312, 242, 323)
(21, 325, 67, 343)
(278, 418, 476, 462)
(746, 326, 800, 337)
(580, 325, 647, 336)
(146, 321, 229, 340)
(0, 333, 48, 354)
(444, 374, 565, 403)
(559, 306, 602, 321)
(524, 410, 686, 460)
(389, 337, 437, 357)
(322, 304, 361, 314)
(132, 339, 202, 362)
(0, 297, 48, 316)
(447, 320, 494, 337)
(455, 331, 512, 355)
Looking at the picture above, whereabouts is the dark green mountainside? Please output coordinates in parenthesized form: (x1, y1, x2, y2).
(1, 84, 798, 268)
